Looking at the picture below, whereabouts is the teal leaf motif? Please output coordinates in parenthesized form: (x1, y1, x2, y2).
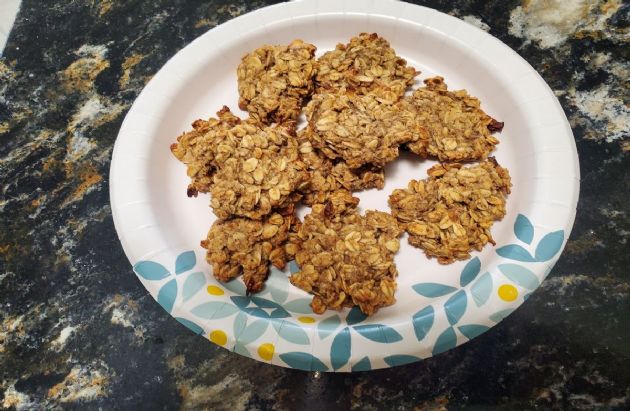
(230, 296, 251, 308)
(239, 320, 269, 344)
(243, 307, 269, 319)
(458, 324, 490, 340)
(279, 352, 328, 371)
(318, 315, 341, 339)
(346, 306, 367, 326)
(489, 308, 515, 323)
(432, 327, 457, 355)
(157, 279, 177, 313)
(384, 355, 420, 367)
(175, 251, 196, 274)
(412, 305, 434, 341)
(278, 321, 310, 345)
(496, 245, 536, 262)
(269, 307, 291, 319)
(514, 214, 534, 245)
(412, 283, 457, 298)
(233, 311, 247, 337)
(535, 230, 564, 262)
(233, 343, 251, 358)
(182, 272, 205, 302)
(269, 268, 289, 304)
(191, 302, 238, 319)
(460, 257, 481, 287)
(331, 327, 351, 370)
(175, 317, 203, 335)
(134, 261, 170, 280)
(251, 296, 282, 310)
(284, 298, 313, 314)
(471, 272, 493, 307)
(351, 356, 371, 372)
(498, 264, 539, 290)
(444, 290, 467, 326)
(353, 324, 402, 343)
(222, 279, 246, 295)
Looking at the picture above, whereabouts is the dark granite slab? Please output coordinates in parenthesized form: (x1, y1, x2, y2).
(1, 0, 628, 409)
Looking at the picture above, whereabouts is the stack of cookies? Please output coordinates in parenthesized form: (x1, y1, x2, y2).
(170, 33, 511, 315)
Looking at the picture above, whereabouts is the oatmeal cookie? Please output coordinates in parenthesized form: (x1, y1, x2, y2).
(389, 158, 511, 264)
(237, 39, 317, 124)
(296, 131, 384, 205)
(290, 191, 403, 315)
(170, 106, 244, 197)
(201, 207, 300, 294)
(303, 92, 423, 168)
(405, 77, 504, 161)
(316, 32, 417, 103)
(209, 121, 309, 219)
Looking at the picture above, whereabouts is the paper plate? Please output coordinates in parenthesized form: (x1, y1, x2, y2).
(110, 0, 579, 371)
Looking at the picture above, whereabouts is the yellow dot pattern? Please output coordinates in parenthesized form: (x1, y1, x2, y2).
(498, 284, 518, 301)
(209, 330, 227, 346)
(258, 343, 275, 361)
(207, 285, 224, 296)
(297, 316, 316, 324)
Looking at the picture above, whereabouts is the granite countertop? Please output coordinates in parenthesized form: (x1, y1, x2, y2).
(1, 0, 628, 409)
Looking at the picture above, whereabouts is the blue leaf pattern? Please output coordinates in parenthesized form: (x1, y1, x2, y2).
(432, 327, 457, 355)
(243, 307, 269, 319)
(175, 251, 196, 274)
(345, 306, 367, 326)
(280, 352, 328, 371)
(471, 272, 493, 307)
(412, 283, 457, 297)
(460, 257, 481, 287)
(239, 320, 269, 344)
(251, 296, 282, 310)
(222, 279, 246, 295)
(496, 244, 536, 262)
(134, 261, 170, 280)
(535, 230, 564, 262)
(330, 327, 351, 370)
(412, 305, 434, 341)
(444, 290, 467, 325)
(157, 279, 177, 313)
(269, 307, 291, 319)
(288, 260, 299, 274)
(458, 324, 490, 340)
(233, 343, 251, 358)
(230, 296, 251, 308)
(233, 311, 247, 337)
(351, 356, 371, 372)
(268, 268, 289, 304)
(318, 315, 341, 339)
(175, 317, 204, 335)
(191, 302, 238, 319)
(514, 214, 534, 245)
(182, 272, 205, 302)
(353, 324, 402, 343)
(384, 355, 420, 367)
(498, 264, 539, 290)
(278, 321, 310, 345)
(283, 298, 313, 314)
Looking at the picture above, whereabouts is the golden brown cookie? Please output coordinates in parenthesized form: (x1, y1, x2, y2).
(237, 40, 317, 124)
(201, 207, 300, 294)
(316, 32, 417, 103)
(389, 158, 511, 264)
(170, 106, 245, 197)
(290, 191, 403, 315)
(303, 92, 423, 168)
(405, 77, 503, 162)
(209, 122, 309, 220)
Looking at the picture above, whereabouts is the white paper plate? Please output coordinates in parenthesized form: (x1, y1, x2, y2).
(110, 0, 579, 371)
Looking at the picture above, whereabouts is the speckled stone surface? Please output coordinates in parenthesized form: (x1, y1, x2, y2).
(1, 0, 628, 409)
